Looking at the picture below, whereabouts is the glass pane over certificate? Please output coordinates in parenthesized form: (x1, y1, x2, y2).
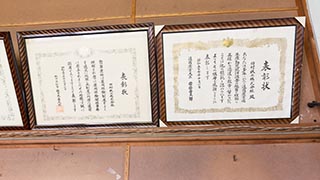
(162, 25, 297, 122)
(25, 30, 153, 126)
(0, 40, 23, 126)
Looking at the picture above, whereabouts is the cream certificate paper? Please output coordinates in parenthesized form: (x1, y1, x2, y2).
(163, 26, 296, 121)
(26, 31, 152, 125)
(0, 40, 23, 126)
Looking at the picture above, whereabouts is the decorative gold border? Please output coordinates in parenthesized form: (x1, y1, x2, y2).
(172, 38, 287, 113)
(157, 18, 304, 126)
(35, 49, 141, 121)
(0, 61, 15, 121)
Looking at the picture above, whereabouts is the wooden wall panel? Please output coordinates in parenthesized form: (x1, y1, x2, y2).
(299, 54, 320, 123)
(136, 11, 298, 25)
(136, 0, 297, 23)
(130, 143, 320, 180)
(0, 0, 131, 26)
(136, 0, 297, 18)
(0, 146, 125, 180)
(0, 143, 319, 179)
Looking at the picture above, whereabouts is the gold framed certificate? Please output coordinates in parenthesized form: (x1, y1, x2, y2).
(0, 32, 28, 129)
(157, 18, 304, 126)
(17, 23, 158, 128)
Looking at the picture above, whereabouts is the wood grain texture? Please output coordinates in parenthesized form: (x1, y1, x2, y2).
(135, 0, 298, 24)
(136, 0, 297, 17)
(0, 124, 319, 142)
(299, 0, 320, 99)
(157, 18, 304, 126)
(17, 23, 159, 129)
(0, 146, 125, 180)
(0, 143, 319, 179)
(0, 0, 131, 26)
(0, 32, 29, 130)
(299, 52, 320, 123)
(129, 143, 320, 180)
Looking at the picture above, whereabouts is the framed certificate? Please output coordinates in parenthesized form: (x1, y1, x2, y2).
(0, 32, 28, 129)
(17, 23, 158, 128)
(157, 18, 304, 126)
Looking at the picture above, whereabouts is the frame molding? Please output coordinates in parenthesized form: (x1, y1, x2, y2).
(157, 18, 304, 126)
(17, 23, 159, 129)
(0, 124, 319, 146)
(0, 32, 29, 130)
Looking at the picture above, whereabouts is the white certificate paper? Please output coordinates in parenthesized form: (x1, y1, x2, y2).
(0, 40, 23, 126)
(26, 31, 152, 125)
(163, 26, 297, 121)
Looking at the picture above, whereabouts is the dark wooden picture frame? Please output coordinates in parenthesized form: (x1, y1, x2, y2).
(157, 18, 304, 126)
(0, 32, 29, 130)
(17, 23, 158, 129)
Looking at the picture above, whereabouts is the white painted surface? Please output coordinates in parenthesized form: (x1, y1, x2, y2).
(307, 0, 320, 60)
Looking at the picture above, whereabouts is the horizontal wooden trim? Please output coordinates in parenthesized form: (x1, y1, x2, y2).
(0, 16, 131, 27)
(0, 133, 319, 148)
(0, 124, 319, 147)
(136, 7, 299, 19)
(0, 7, 298, 27)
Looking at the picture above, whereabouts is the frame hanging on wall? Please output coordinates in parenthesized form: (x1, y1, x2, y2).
(17, 23, 159, 129)
(157, 18, 304, 126)
(0, 32, 28, 130)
